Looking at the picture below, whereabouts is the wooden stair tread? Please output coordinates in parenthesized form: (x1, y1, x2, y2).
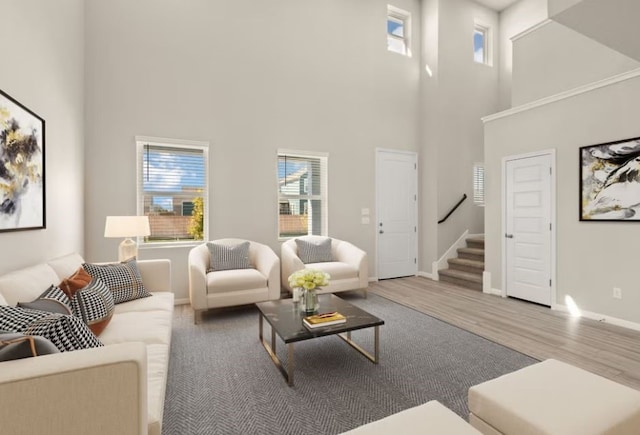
(439, 268, 483, 283)
(457, 247, 484, 255)
(447, 257, 484, 269)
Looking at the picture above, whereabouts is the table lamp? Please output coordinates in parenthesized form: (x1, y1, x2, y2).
(104, 216, 151, 261)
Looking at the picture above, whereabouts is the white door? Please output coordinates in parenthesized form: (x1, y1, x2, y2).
(504, 153, 553, 306)
(376, 149, 417, 279)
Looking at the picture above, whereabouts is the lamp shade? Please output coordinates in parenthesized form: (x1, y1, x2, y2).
(104, 216, 151, 238)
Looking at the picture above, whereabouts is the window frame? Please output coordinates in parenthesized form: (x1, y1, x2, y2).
(473, 21, 492, 66)
(136, 136, 209, 248)
(277, 149, 328, 240)
(387, 5, 412, 57)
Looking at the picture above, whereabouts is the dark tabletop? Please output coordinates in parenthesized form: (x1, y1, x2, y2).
(256, 294, 384, 344)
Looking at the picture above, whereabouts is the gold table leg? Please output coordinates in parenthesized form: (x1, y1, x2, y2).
(259, 312, 295, 386)
(337, 325, 380, 364)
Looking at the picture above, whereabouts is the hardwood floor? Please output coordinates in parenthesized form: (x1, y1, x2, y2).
(370, 276, 640, 391)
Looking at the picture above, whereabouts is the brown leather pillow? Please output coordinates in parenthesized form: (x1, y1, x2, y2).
(59, 267, 92, 299)
(59, 267, 114, 336)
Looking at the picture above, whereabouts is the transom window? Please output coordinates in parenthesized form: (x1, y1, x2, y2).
(277, 150, 328, 238)
(387, 5, 411, 57)
(136, 137, 209, 244)
(474, 22, 490, 65)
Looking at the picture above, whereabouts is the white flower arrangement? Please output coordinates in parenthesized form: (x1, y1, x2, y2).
(288, 269, 330, 290)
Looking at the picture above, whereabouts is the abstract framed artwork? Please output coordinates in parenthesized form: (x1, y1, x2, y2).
(0, 89, 45, 232)
(580, 136, 640, 221)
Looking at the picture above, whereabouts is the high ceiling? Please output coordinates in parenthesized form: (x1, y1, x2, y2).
(474, 0, 520, 11)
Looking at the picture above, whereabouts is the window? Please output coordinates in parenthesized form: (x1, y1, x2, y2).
(277, 150, 328, 238)
(387, 5, 411, 57)
(473, 163, 485, 206)
(136, 137, 208, 244)
(473, 22, 490, 65)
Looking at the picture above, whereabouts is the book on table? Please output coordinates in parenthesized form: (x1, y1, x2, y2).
(303, 312, 347, 328)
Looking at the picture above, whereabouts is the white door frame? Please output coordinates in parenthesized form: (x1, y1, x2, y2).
(501, 149, 556, 307)
(375, 148, 418, 280)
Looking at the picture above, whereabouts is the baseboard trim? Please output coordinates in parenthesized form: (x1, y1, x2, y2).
(174, 298, 190, 306)
(554, 304, 640, 332)
(368, 276, 378, 282)
(417, 271, 433, 279)
(486, 288, 502, 296)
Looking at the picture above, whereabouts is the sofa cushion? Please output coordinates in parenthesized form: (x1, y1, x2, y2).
(59, 267, 115, 336)
(296, 237, 333, 264)
(0, 263, 60, 306)
(83, 259, 152, 304)
(207, 241, 252, 272)
(0, 332, 60, 361)
(341, 400, 481, 434)
(207, 268, 267, 293)
(306, 261, 357, 281)
(114, 292, 174, 315)
(47, 253, 84, 282)
(468, 359, 640, 435)
(17, 285, 72, 315)
(100, 310, 172, 346)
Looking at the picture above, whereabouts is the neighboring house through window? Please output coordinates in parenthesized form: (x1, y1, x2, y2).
(277, 150, 328, 238)
(387, 5, 411, 57)
(136, 137, 209, 244)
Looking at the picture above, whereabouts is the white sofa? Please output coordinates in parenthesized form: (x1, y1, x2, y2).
(342, 400, 480, 434)
(188, 239, 280, 323)
(0, 253, 173, 435)
(281, 236, 368, 297)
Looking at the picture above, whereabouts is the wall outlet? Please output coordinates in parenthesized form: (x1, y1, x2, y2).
(613, 287, 622, 299)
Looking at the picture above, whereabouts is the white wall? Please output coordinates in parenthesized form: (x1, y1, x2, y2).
(429, 0, 498, 259)
(485, 73, 640, 324)
(0, 0, 84, 274)
(512, 21, 639, 106)
(84, 0, 422, 299)
(498, 0, 548, 110)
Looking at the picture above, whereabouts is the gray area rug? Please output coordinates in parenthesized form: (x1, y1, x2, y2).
(162, 293, 537, 435)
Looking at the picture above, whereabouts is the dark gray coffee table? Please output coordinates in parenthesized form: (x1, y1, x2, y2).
(256, 294, 384, 386)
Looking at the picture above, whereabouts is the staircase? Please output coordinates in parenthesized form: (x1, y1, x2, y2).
(439, 237, 484, 291)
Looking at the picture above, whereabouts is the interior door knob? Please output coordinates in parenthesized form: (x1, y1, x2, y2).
(505, 233, 514, 238)
(379, 230, 384, 234)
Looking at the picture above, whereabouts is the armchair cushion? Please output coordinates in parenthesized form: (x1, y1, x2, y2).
(207, 268, 267, 293)
(296, 237, 333, 264)
(207, 241, 252, 272)
(306, 262, 357, 281)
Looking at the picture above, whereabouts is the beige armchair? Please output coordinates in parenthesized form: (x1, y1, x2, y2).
(188, 239, 280, 323)
(281, 236, 368, 297)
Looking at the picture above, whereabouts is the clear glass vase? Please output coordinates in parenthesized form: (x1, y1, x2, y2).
(302, 288, 319, 314)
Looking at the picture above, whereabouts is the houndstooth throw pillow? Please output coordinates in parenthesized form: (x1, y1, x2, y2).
(17, 285, 72, 315)
(60, 267, 115, 336)
(70, 277, 115, 336)
(83, 258, 152, 304)
(0, 306, 102, 352)
(23, 314, 103, 352)
(0, 306, 53, 332)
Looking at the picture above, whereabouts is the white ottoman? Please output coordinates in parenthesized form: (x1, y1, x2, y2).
(342, 400, 481, 434)
(468, 359, 640, 435)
